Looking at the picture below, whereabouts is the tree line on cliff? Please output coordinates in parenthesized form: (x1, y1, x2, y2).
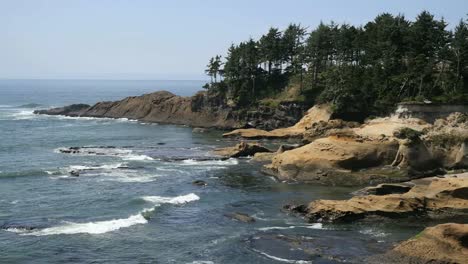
(204, 11, 468, 116)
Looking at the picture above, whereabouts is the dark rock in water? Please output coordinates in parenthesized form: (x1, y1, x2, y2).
(225, 212, 256, 223)
(214, 142, 272, 158)
(352, 183, 414, 196)
(283, 204, 308, 214)
(69, 170, 80, 177)
(57, 146, 127, 156)
(34, 104, 90, 116)
(0, 223, 42, 231)
(192, 127, 207, 133)
(192, 180, 207, 186)
(156, 142, 166, 145)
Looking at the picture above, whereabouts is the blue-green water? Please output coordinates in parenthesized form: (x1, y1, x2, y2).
(0, 80, 424, 263)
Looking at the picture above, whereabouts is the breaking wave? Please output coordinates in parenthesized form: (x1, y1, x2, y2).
(8, 193, 200, 236)
(180, 158, 238, 166)
(251, 248, 313, 264)
(141, 193, 200, 204)
(257, 223, 323, 231)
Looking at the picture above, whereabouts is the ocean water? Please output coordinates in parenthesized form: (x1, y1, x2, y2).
(0, 80, 428, 263)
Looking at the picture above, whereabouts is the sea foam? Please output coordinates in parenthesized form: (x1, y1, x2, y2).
(8, 193, 199, 236)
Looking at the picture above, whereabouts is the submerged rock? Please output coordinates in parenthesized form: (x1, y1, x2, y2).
(192, 180, 207, 186)
(69, 170, 80, 177)
(225, 212, 256, 223)
(287, 175, 468, 223)
(368, 223, 468, 264)
(248, 231, 385, 263)
(213, 142, 271, 158)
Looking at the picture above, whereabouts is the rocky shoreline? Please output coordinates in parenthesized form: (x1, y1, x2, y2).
(35, 91, 468, 263)
(34, 90, 306, 130)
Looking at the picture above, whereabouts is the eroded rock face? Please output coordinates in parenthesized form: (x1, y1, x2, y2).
(303, 119, 361, 143)
(213, 142, 271, 158)
(289, 176, 468, 223)
(263, 136, 400, 185)
(35, 91, 308, 129)
(369, 223, 468, 264)
(223, 104, 332, 139)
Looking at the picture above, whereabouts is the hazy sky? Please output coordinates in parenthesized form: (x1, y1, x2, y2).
(1, 0, 467, 80)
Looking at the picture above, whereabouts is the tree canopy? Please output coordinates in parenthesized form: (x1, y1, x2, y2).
(204, 12, 468, 115)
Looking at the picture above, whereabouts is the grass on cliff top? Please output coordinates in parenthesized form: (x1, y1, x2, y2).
(259, 82, 305, 108)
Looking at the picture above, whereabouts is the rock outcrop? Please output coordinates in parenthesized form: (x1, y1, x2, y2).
(369, 223, 468, 264)
(35, 90, 307, 129)
(262, 112, 468, 184)
(213, 142, 272, 158)
(263, 135, 401, 185)
(222, 104, 332, 139)
(286, 175, 468, 223)
(225, 212, 256, 223)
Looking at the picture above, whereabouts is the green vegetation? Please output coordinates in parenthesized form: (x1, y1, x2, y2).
(204, 12, 468, 116)
(394, 127, 423, 141)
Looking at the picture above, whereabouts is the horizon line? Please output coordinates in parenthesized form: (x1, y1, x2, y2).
(0, 78, 208, 82)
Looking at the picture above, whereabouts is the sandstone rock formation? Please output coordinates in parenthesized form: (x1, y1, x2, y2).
(263, 136, 401, 185)
(369, 223, 468, 264)
(286, 175, 468, 223)
(222, 104, 332, 139)
(262, 112, 467, 184)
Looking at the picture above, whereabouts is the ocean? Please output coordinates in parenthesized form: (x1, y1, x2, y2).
(0, 79, 423, 263)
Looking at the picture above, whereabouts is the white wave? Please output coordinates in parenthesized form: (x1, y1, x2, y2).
(0, 104, 12, 108)
(122, 154, 154, 161)
(359, 228, 388, 238)
(257, 223, 323, 231)
(67, 163, 124, 171)
(251, 248, 312, 264)
(9, 194, 199, 236)
(55, 147, 154, 162)
(181, 158, 238, 166)
(89, 170, 160, 183)
(188, 261, 214, 264)
(142, 193, 200, 205)
(51, 115, 138, 123)
(11, 214, 148, 236)
(54, 147, 132, 157)
(11, 110, 35, 120)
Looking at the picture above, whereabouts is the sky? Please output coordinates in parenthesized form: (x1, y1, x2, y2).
(1, 0, 467, 80)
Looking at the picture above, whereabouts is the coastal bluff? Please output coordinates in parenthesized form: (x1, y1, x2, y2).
(34, 90, 306, 129)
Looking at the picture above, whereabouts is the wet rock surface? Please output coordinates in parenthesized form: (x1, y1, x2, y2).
(287, 175, 468, 223)
(213, 142, 272, 158)
(225, 212, 256, 223)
